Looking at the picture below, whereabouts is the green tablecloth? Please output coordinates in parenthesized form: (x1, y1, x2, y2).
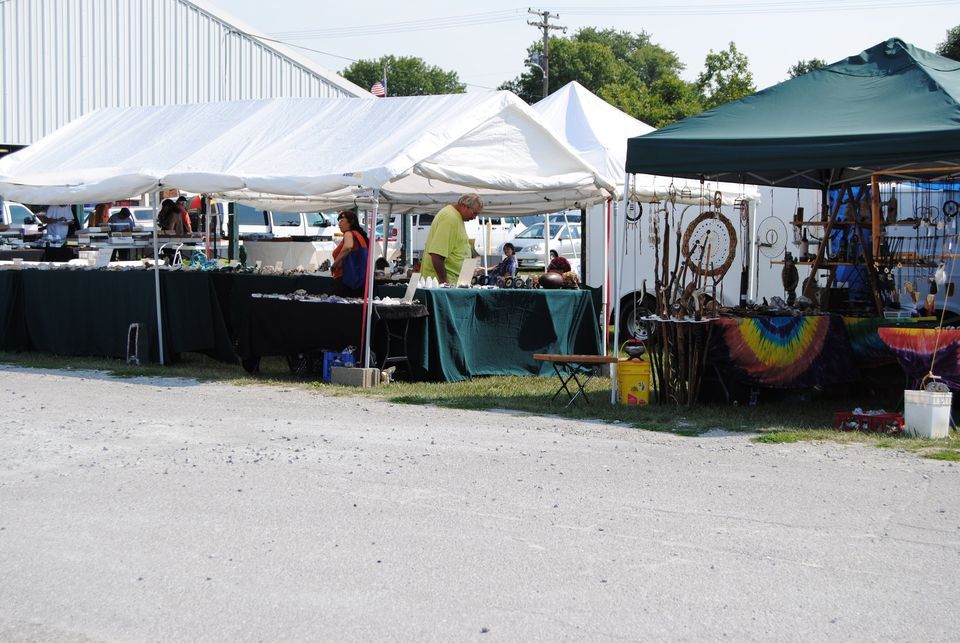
(14, 270, 235, 362)
(388, 288, 600, 381)
(21, 270, 158, 358)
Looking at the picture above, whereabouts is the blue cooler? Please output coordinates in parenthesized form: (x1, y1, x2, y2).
(322, 350, 357, 382)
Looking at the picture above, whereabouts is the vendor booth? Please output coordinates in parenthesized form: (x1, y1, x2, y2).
(624, 38, 960, 402)
(0, 91, 612, 375)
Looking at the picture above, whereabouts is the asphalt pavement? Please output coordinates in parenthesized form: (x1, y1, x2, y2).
(0, 366, 957, 641)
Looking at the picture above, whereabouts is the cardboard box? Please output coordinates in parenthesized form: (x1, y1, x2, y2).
(331, 366, 379, 388)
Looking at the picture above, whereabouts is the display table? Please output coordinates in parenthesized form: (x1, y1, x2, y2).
(877, 326, 960, 391)
(0, 270, 600, 380)
(243, 240, 336, 271)
(239, 296, 428, 376)
(399, 288, 601, 382)
(706, 314, 859, 389)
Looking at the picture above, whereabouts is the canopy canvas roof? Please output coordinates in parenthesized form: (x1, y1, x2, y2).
(536, 81, 757, 204)
(626, 38, 960, 189)
(0, 92, 613, 214)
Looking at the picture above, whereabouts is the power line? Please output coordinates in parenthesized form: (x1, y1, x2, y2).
(557, 0, 957, 16)
(270, 9, 523, 40)
(268, 0, 956, 40)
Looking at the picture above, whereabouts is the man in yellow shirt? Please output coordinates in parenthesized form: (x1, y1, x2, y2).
(421, 193, 484, 285)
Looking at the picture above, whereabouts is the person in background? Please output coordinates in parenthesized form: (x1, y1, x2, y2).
(87, 202, 113, 228)
(488, 242, 517, 277)
(331, 209, 369, 298)
(547, 249, 572, 274)
(108, 207, 136, 231)
(421, 193, 483, 285)
(158, 199, 186, 235)
(38, 204, 76, 241)
(175, 196, 193, 234)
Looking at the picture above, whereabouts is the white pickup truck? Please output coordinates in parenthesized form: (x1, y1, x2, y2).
(1, 200, 41, 236)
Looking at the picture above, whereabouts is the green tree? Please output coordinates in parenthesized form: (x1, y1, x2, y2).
(342, 55, 465, 96)
(937, 25, 960, 61)
(499, 27, 701, 127)
(696, 42, 756, 109)
(787, 58, 827, 79)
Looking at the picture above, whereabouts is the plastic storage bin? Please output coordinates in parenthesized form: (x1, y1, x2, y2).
(903, 389, 953, 438)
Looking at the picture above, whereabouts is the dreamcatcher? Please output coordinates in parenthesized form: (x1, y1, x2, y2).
(682, 210, 738, 279)
(757, 215, 787, 260)
(623, 199, 642, 256)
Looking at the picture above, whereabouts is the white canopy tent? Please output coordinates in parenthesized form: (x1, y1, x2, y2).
(533, 82, 761, 402)
(0, 92, 614, 367)
(0, 92, 613, 211)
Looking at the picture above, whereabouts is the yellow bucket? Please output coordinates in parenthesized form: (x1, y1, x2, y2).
(617, 359, 651, 406)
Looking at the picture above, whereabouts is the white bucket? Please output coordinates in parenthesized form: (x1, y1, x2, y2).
(903, 390, 953, 439)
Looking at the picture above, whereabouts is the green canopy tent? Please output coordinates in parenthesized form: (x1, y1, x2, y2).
(625, 38, 960, 189)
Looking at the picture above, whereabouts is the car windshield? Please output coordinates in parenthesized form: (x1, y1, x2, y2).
(8, 204, 34, 223)
(272, 211, 301, 227)
(515, 223, 564, 239)
(305, 212, 336, 227)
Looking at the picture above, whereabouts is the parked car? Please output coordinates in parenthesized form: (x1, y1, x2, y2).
(1, 200, 41, 236)
(107, 206, 155, 230)
(505, 221, 581, 269)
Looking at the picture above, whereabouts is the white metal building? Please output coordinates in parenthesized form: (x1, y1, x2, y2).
(0, 0, 371, 147)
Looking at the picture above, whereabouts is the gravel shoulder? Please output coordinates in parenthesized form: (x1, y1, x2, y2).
(1, 366, 957, 641)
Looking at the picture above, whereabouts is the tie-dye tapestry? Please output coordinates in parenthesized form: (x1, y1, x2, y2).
(842, 316, 896, 368)
(707, 315, 859, 388)
(876, 327, 960, 391)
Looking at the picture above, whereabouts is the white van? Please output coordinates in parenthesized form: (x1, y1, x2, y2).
(408, 212, 525, 257)
(221, 204, 339, 240)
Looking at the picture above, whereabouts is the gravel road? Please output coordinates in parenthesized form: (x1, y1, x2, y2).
(1, 366, 957, 641)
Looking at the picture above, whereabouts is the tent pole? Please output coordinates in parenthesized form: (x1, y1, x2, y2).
(611, 173, 630, 404)
(363, 191, 380, 369)
(600, 198, 610, 357)
(544, 212, 550, 268)
(151, 189, 165, 365)
(749, 199, 758, 302)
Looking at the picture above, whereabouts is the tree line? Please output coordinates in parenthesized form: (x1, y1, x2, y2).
(342, 25, 960, 128)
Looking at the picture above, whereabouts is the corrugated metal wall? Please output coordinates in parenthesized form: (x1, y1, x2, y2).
(0, 0, 365, 146)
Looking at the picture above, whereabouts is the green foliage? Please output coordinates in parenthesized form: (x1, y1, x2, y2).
(937, 25, 960, 61)
(697, 42, 756, 109)
(499, 27, 704, 127)
(342, 55, 465, 96)
(787, 58, 827, 79)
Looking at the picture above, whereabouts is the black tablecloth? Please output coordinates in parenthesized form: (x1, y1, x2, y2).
(240, 296, 428, 365)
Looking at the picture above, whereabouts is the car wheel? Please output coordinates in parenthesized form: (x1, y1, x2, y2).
(618, 294, 657, 342)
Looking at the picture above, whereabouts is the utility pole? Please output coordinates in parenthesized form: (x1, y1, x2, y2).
(526, 8, 565, 99)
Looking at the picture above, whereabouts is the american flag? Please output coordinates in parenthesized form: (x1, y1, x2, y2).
(370, 80, 386, 97)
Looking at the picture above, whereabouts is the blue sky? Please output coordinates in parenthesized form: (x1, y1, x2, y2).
(211, 0, 957, 92)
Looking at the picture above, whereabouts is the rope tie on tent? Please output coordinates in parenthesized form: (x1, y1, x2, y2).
(922, 176, 959, 391)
